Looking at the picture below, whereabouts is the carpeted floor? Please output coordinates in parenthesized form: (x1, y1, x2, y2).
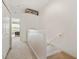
(6, 37, 76, 59)
(6, 37, 33, 59)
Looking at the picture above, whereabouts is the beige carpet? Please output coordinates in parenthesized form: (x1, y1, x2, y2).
(7, 37, 33, 59)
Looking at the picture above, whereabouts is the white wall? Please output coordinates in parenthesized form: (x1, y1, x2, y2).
(20, 14, 42, 42)
(2, 3, 11, 59)
(20, 14, 46, 59)
(41, 0, 77, 57)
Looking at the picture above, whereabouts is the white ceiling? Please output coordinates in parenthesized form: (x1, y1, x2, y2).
(5, 0, 51, 15)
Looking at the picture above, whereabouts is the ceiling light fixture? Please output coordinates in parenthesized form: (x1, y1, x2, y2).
(25, 8, 39, 16)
